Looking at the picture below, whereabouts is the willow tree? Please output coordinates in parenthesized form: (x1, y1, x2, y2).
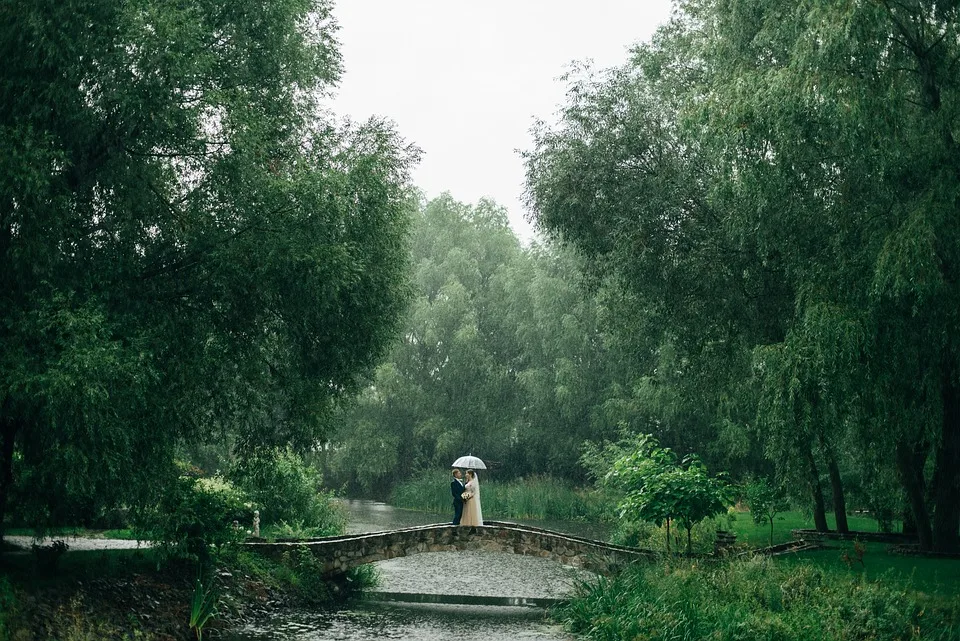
(526, 0, 960, 551)
(0, 0, 415, 537)
(694, 0, 960, 553)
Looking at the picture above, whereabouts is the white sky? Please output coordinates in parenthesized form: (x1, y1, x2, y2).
(328, 1, 674, 241)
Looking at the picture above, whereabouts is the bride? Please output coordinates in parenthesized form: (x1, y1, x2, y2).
(460, 469, 483, 526)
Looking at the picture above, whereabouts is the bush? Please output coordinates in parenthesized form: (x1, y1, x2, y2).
(0, 576, 15, 641)
(230, 448, 345, 535)
(219, 545, 377, 607)
(134, 474, 251, 561)
(610, 517, 720, 554)
(556, 557, 960, 641)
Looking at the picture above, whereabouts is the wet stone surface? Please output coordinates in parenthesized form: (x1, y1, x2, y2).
(229, 601, 575, 641)
(368, 549, 594, 600)
(227, 501, 600, 640)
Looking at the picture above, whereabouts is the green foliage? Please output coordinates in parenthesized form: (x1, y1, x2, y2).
(490, 475, 607, 522)
(134, 474, 249, 562)
(277, 546, 336, 603)
(524, 0, 960, 552)
(230, 447, 344, 534)
(609, 518, 720, 555)
(745, 477, 790, 547)
(188, 568, 217, 641)
(604, 434, 731, 554)
(391, 470, 608, 522)
(0, 0, 415, 539)
(557, 558, 959, 641)
(268, 519, 335, 540)
(323, 193, 634, 494)
(219, 544, 376, 609)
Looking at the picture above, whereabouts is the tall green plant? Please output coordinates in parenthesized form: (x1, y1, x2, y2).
(189, 567, 217, 641)
(605, 435, 730, 555)
(745, 477, 789, 547)
(231, 447, 344, 535)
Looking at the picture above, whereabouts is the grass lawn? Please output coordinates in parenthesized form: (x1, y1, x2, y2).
(724, 510, 960, 600)
(780, 542, 960, 600)
(727, 509, 894, 547)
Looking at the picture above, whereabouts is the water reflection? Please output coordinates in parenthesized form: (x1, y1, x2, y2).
(339, 499, 441, 534)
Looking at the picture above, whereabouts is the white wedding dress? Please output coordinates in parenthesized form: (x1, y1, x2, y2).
(460, 476, 483, 526)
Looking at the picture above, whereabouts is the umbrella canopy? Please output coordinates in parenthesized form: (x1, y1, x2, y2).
(452, 455, 487, 470)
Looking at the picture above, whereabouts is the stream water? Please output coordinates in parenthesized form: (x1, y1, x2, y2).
(227, 500, 610, 640)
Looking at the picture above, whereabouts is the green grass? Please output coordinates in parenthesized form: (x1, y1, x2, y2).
(726, 509, 898, 547)
(391, 470, 608, 522)
(720, 510, 958, 598)
(782, 542, 960, 598)
(556, 556, 960, 641)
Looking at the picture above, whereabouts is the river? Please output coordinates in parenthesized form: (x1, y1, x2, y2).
(227, 500, 609, 640)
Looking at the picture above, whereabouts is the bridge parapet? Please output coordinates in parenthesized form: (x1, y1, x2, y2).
(244, 522, 655, 578)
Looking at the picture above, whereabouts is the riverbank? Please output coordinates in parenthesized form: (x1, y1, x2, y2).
(0, 544, 372, 640)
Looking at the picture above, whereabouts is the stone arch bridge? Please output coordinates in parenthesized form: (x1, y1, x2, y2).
(244, 521, 654, 578)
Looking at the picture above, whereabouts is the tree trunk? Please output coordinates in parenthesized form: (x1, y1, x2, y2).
(932, 368, 960, 553)
(806, 449, 829, 531)
(902, 507, 917, 536)
(0, 417, 18, 546)
(826, 454, 849, 533)
(686, 525, 692, 556)
(819, 432, 849, 533)
(896, 437, 933, 551)
(665, 517, 671, 554)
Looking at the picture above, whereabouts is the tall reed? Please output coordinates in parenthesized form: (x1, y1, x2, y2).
(391, 471, 608, 522)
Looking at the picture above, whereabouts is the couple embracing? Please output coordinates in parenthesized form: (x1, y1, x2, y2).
(451, 469, 483, 526)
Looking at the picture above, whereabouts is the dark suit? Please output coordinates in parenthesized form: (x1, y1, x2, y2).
(451, 477, 465, 525)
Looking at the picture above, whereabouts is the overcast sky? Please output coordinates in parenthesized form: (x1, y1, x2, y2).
(328, 1, 674, 241)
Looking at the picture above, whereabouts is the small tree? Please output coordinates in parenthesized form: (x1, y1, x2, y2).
(605, 435, 730, 555)
(605, 434, 679, 552)
(672, 456, 731, 555)
(745, 477, 790, 547)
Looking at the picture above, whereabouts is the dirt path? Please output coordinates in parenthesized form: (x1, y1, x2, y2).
(5, 535, 151, 551)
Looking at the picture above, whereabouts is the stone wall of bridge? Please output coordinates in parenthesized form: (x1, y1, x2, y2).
(244, 521, 654, 578)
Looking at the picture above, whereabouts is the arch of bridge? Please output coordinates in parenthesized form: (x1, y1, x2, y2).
(243, 521, 654, 578)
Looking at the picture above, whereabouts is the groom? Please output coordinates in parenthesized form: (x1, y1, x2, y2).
(450, 468, 465, 525)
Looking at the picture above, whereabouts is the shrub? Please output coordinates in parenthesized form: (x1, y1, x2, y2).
(134, 474, 250, 561)
(556, 557, 960, 641)
(0, 576, 15, 641)
(610, 517, 721, 554)
(230, 447, 345, 535)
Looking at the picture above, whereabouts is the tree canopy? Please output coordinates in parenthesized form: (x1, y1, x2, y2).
(322, 193, 641, 493)
(0, 0, 416, 535)
(525, 0, 960, 551)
